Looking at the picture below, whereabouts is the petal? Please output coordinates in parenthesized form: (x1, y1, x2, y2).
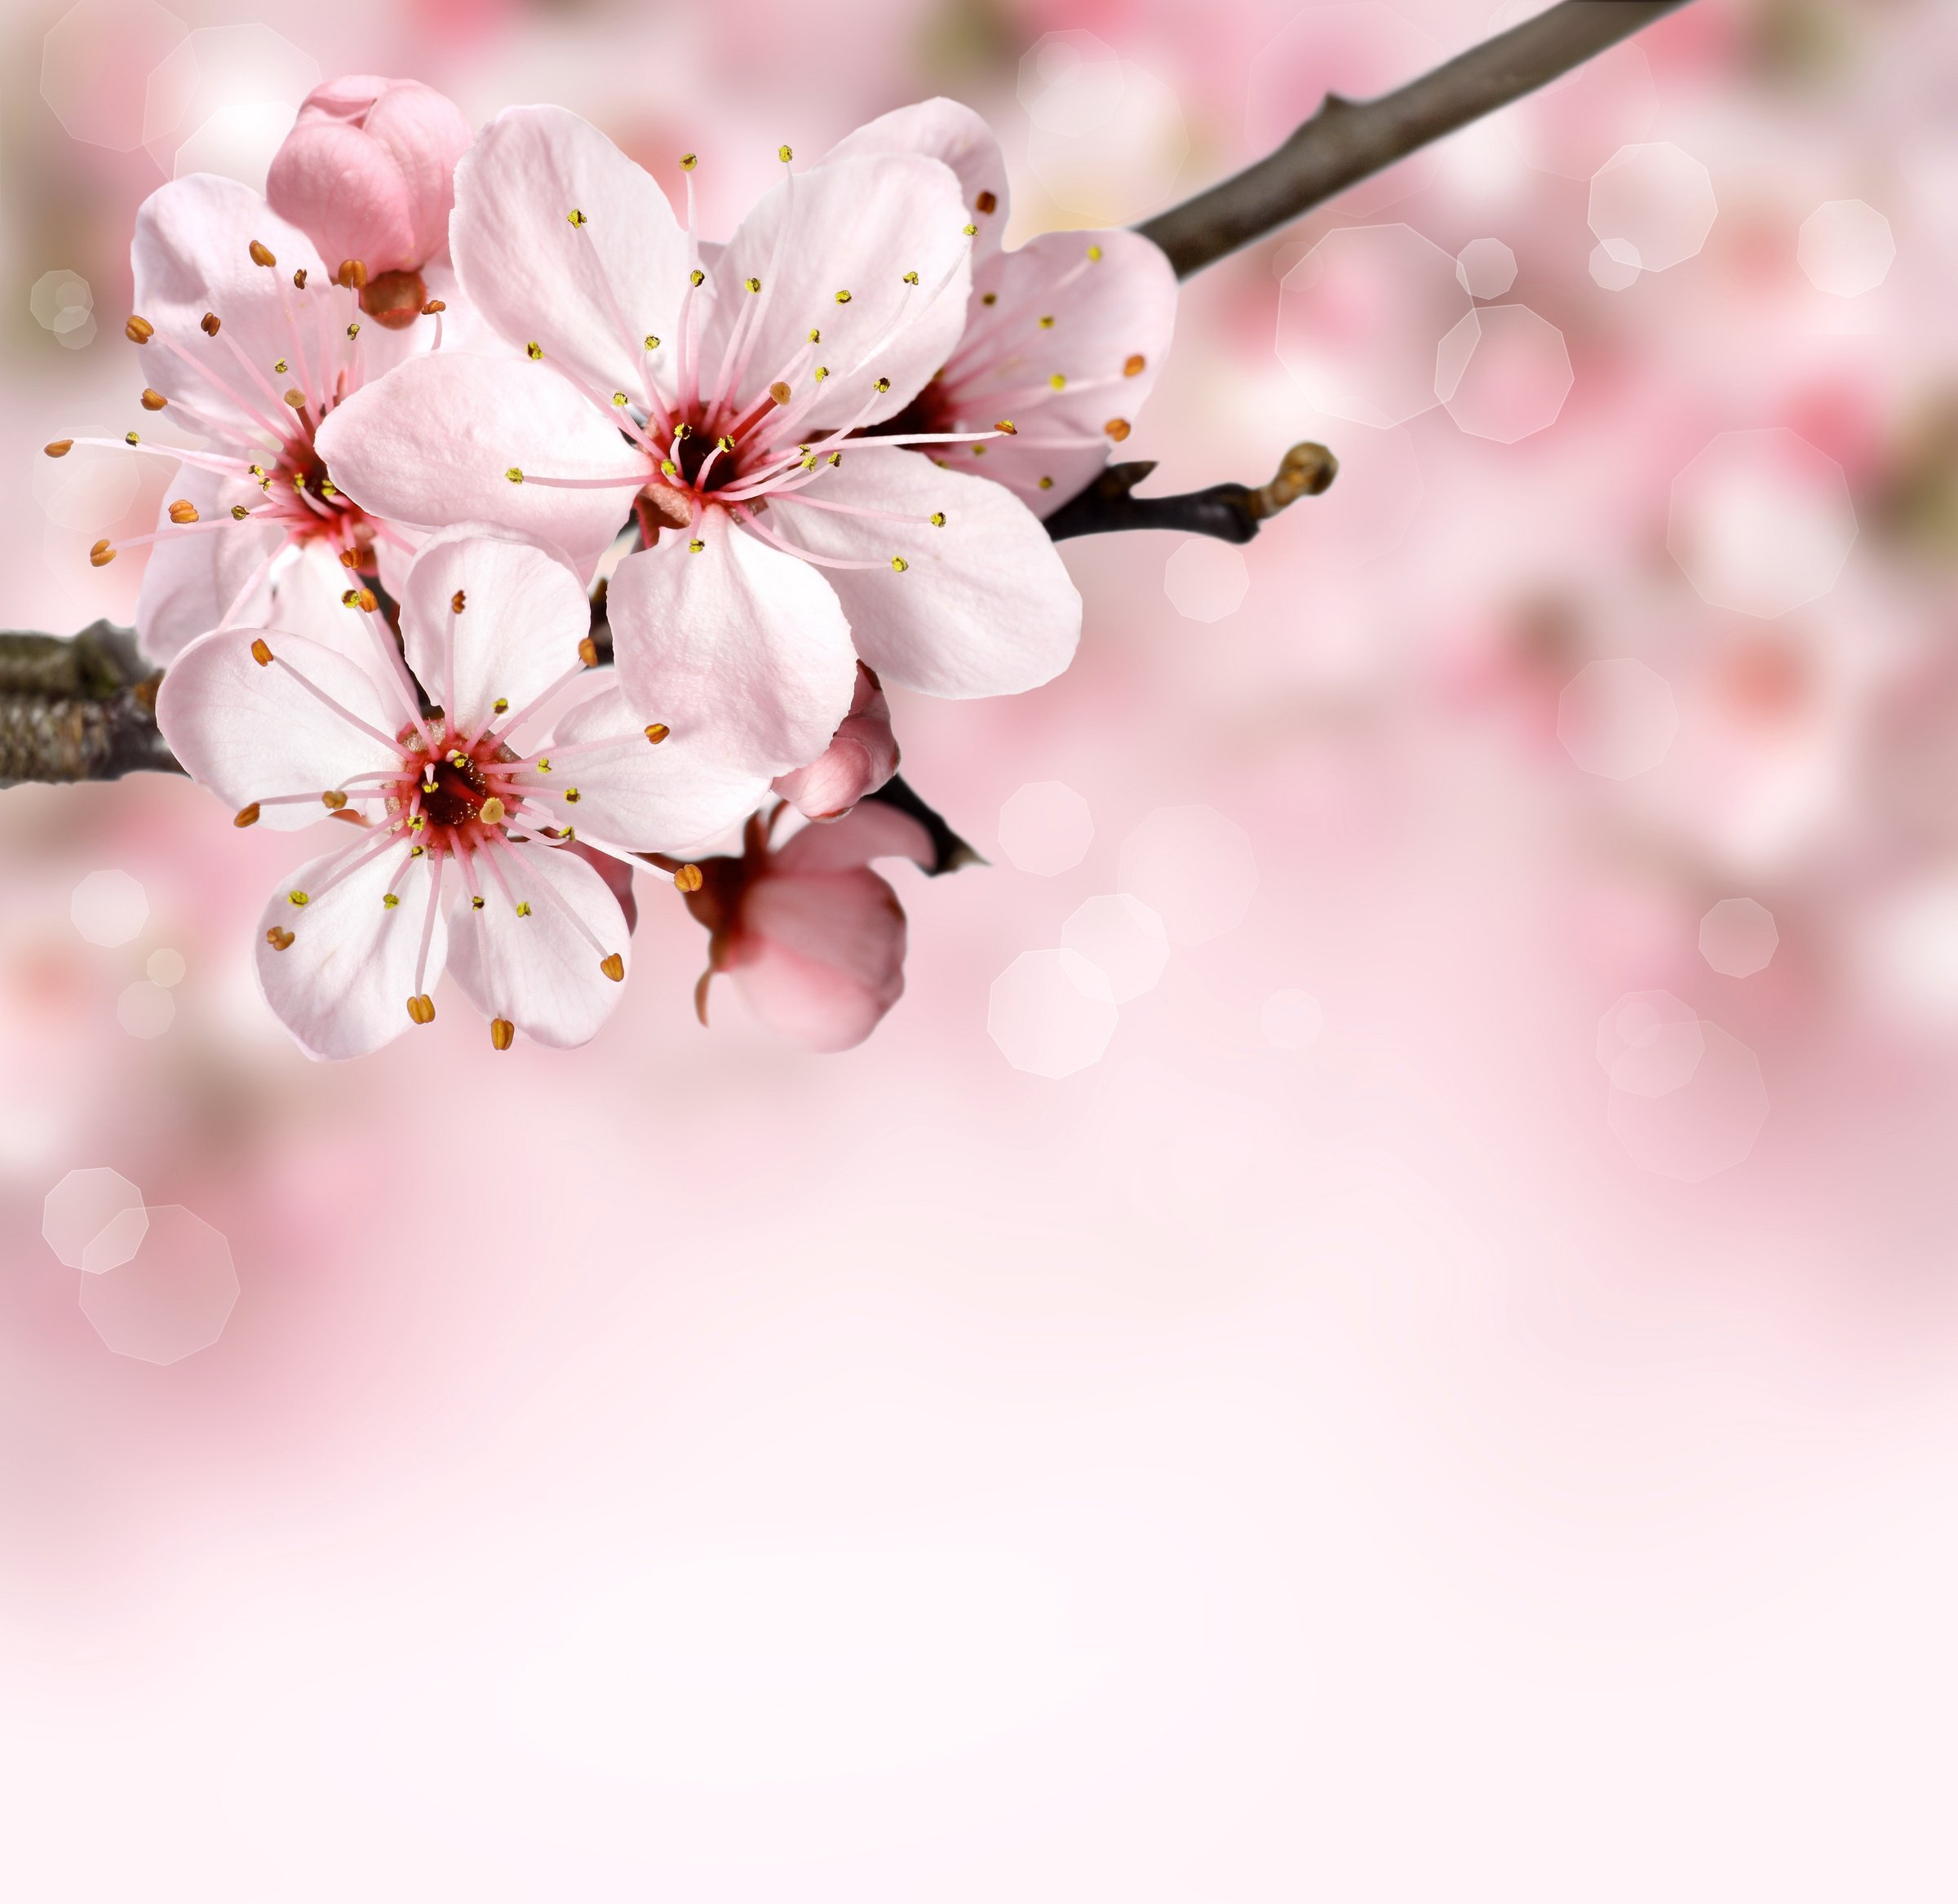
(445, 838, 629, 1048)
(361, 82, 474, 266)
(773, 799, 933, 875)
(768, 454, 1081, 699)
(156, 627, 399, 826)
(451, 105, 686, 402)
(938, 228, 1178, 516)
(729, 866, 906, 1052)
(606, 511, 857, 780)
(134, 466, 282, 666)
(255, 837, 444, 1060)
(131, 175, 331, 447)
(397, 526, 591, 733)
(266, 117, 419, 277)
(821, 99, 1011, 263)
(317, 352, 648, 581)
(547, 685, 769, 856)
(265, 539, 404, 673)
(771, 663, 898, 820)
(702, 153, 972, 432)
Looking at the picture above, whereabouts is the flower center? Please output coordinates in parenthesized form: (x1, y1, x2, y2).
(387, 727, 529, 855)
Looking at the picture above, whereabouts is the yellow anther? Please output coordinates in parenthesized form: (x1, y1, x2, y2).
(346, 321, 361, 339)
(288, 890, 310, 907)
(1049, 373, 1066, 391)
(125, 315, 154, 343)
(835, 289, 852, 303)
(1123, 353, 1146, 377)
(383, 893, 399, 910)
(976, 190, 998, 214)
(928, 511, 946, 527)
(321, 790, 348, 810)
(689, 268, 705, 287)
(506, 467, 525, 483)
(645, 334, 662, 350)
(43, 440, 73, 457)
(716, 435, 733, 452)
(578, 635, 600, 666)
(769, 380, 791, 405)
(567, 207, 588, 227)
(410, 813, 427, 830)
(250, 638, 272, 666)
(564, 788, 582, 804)
(265, 927, 295, 950)
(962, 222, 977, 237)
(891, 556, 909, 572)
(981, 292, 998, 307)
(140, 387, 167, 410)
(613, 391, 629, 406)
(808, 327, 821, 343)
(337, 259, 369, 290)
(1088, 244, 1103, 260)
(233, 803, 260, 827)
(406, 994, 435, 1025)
(1038, 314, 1055, 329)
(995, 419, 1017, 434)
(661, 458, 678, 477)
(273, 358, 288, 374)
(490, 1017, 514, 1050)
(124, 432, 140, 445)
(778, 144, 793, 162)
(674, 864, 704, 894)
(231, 504, 250, 520)
(1039, 475, 1054, 489)
(168, 500, 199, 525)
(200, 311, 221, 336)
(745, 275, 761, 293)
(600, 952, 625, 981)
(493, 697, 508, 714)
(249, 238, 277, 268)
(525, 340, 543, 359)
(826, 450, 842, 466)
(688, 538, 705, 552)
(341, 587, 378, 612)
(903, 271, 919, 285)
(873, 376, 890, 393)
(680, 153, 698, 170)
(535, 758, 552, 773)
(645, 723, 670, 744)
(813, 365, 829, 381)
(451, 589, 467, 613)
(516, 900, 532, 917)
(1104, 417, 1132, 441)
(478, 796, 506, 826)
(293, 268, 308, 289)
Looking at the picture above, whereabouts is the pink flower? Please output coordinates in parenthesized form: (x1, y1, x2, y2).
(266, 76, 473, 322)
(681, 801, 935, 1053)
(771, 662, 898, 820)
(824, 98, 1178, 517)
(315, 105, 1083, 786)
(155, 528, 766, 1059)
(54, 175, 449, 666)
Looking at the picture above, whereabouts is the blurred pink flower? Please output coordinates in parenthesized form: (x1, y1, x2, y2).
(155, 528, 766, 1058)
(825, 99, 1178, 517)
(267, 77, 473, 320)
(771, 663, 898, 820)
(681, 799, 933, 1052)
(315, 104, 1082, 785)
(55, 175, 449, 666)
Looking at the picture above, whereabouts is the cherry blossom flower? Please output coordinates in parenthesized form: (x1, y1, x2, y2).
(772, 662, 898, 820)
(316, 105, 1083, 785)
(266, 76, 473, 326)
(155, 528, 767, 1058)
(678, 799, 935, 1052)
(824, 98, 1178, 516)
(45, 175, 449, 666)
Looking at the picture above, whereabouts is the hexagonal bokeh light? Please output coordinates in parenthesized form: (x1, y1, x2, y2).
(144, 24, 320, 190)
(1061, 895, 1170, 1003)
(1606, 1023, 1768, 1182)
(1796, 198, 1896, 298)
(988, 950, 1119, 1078)
(1163, 539, 1250, 623)
(1455, 238, 1517, 299)
(1557, 659, 1679, 780)
(1498, 32, 1656, 181)
(1587, 142, 1718, 273)
(1291, 417, 1424, 573)
(1277, 224, 1473, 428)
(42, 0, 188, 152)
(1588, 240, 1642, 291)
(117, 980, 175, 1039)
(42, 1166, 148, 1273)
(78, 1205, 239, 1365)
(71, 869, 149, 948)
(1699, 897, 1779, 978)
(1434, 304, 1573, 443)
(1668, 428, 1858, 620)
(1020, 31, 1186, 222)
(1596, 990, 1704, 1098)
(29, 270, 95, 350)
(1247, 5, 1445, 215)
(997, 782, 1094, 878)
(1118, 806, 1258, 947)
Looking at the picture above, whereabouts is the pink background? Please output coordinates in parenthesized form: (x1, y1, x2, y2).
(7, 0, 1958, 1894)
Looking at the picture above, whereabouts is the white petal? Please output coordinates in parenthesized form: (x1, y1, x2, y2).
(255, 837, 443, 1060)
(446, 839, 627, 1048)
(397, 526, 591, 733)
(607, 511, 857, 779)
(156, 628, 400, 827)
(451, 105, 687, 403)
(317, 352, 649, 582)
(821, 99, 1011, 263)
(768, 454, 1081, 698)
(134, 466, 282, 666)
(549, 685, 769, 856)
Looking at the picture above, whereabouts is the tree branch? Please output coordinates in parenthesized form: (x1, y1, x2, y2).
(1045, 441, 1337, 543)
(0, 622, 178, 788)
(1136, 0, 1694, 278)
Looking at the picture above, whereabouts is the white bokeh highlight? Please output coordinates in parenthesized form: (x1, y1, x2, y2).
(998, 782, 1094, 878)
(1119, 806, 1258, 946)
(42, 0, 188, 152)
(1588, 142, 1718, 273)
(1455, 237, 1517, 299)
(1596, 990, 1705, 1098)
(29, 269, 95, 350)
(988, 950, 1119, 1078)
(1163, 540, 1250, 623)
(71, 869, 149, 948)
(1668, 428, 1858, 620)
(42, 1166, 148, 1273)
(78, 1204, 239, 1365)
(1588, 239, 1642, 290)
(1699, 898, 1779, 978)
(1606, 1023, 1769, 1182)
(1019, 32, 1186, 221)
(1557, 659, 1679, 780)
(117, 980, 175, 1039)
(146, 947, 187, 988)
(1435, 304, 1573, 443)
(1796, 198, 1895, 299)
(1061, 895, 1170, 1003)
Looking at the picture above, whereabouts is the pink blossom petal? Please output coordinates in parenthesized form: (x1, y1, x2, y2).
(822, 97, 1012, 263)
(768, 454, 1080, 698)
(702, 153, 971, 432)
(607, 511, 857, 781)
(773, 799, 933, 875)
(157, 627, 398, 828)
(549, 685, 769, 857)
(451, 104, 687, 406)
(254, 839, 441, 1060)
(729, 865, 906, 1052)
(132, 465, 282, 666)
(445, 838, 628, 1048)
(360, 82, 473, 267)
(268, 118, 419, 278)
(316, 352, 647, 582)
(772, 664, 898, 819)
(397, 527, 591, 734)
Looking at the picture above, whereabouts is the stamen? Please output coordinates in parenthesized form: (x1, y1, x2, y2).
(491, 1017, 515, 1050)
(140, 388, 167, 411)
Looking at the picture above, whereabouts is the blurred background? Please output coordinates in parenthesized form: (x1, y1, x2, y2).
(7, 0, 1958, 1895)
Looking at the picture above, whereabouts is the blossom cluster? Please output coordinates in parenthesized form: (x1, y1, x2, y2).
(55, 82, 1175, 1058)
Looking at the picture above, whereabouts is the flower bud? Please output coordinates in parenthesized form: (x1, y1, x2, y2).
(771, 664, 898, 821)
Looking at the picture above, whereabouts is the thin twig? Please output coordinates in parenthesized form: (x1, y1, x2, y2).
(1136, 0, 1694, 277)
(1045, 443, 1337, 544)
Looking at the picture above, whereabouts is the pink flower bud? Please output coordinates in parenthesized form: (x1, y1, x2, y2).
(772, 664, 899, 821)
(267, 77, 472, 299)
(681, 802, 932, 1052)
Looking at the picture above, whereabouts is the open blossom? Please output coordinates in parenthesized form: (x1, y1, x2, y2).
(317, 104, 1083, 785)
(771, 662, 897, 820)
(47, 174, 450, 666)
(155, 527, 767, 1058)
(824, 98, 1178, 516)
(267, 76, 472, 323)
(680, 799, 935, 1052)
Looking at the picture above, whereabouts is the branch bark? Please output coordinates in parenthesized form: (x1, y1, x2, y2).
(0, 622, 178, 787)
(1136, 0, 1694, 278)
(1046, 442, 1337, 544)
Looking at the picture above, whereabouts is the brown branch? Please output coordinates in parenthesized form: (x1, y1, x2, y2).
(0, 622, 178, 786)
(1045, 442, 1337, 544)
(1136, 0, 1695, 277)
